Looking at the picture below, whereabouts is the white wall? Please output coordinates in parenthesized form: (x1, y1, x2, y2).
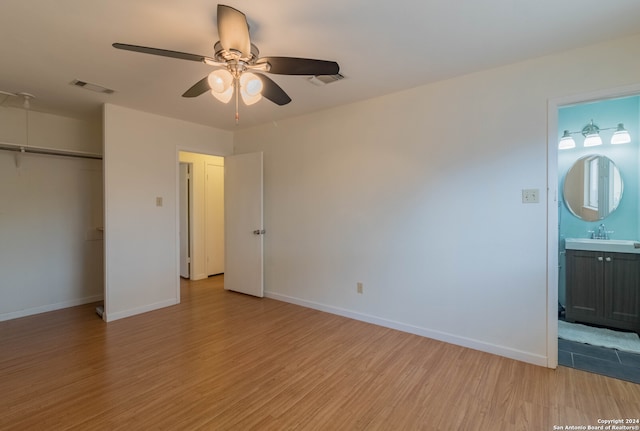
(233, 33, 640, 366)
(103, 104, 232, 321)
(0, 107, 102, 154)
(178, 152, 225, 280)
(0, 107, 103, 320)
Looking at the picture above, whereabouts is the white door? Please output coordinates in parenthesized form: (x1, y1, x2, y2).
(179, 163, 191, 278)
(224, 152, 264, 297)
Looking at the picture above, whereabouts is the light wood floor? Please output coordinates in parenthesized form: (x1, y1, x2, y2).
(1, 277, 639, 430)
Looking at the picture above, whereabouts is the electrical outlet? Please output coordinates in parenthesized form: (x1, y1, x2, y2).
(357, 282, 363, 294)
(522, 189, 539, 204)
(156, 196, 163, 207)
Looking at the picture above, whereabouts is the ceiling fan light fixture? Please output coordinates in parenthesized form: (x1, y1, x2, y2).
(112, 5, 340, 122)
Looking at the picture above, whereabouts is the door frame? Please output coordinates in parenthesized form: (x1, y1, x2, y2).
(179, 162, 193, 279)
(546, 82, 640, 368)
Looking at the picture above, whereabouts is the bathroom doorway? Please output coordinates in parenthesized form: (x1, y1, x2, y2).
(553, 90, 640, 383)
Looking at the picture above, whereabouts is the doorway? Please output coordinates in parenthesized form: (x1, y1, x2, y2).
(178, 151, 225, 281)
(176, 150, 265, 299)
(550, 86, 640, 383)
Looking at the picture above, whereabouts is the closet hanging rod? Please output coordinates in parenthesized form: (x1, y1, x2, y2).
(0, 141, 102, 160)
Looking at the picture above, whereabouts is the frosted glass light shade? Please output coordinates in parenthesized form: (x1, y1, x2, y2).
(239, 73, 263, 105)
(208, 69, 233, 103)
(558, 130, 576, 150)
(611, 123, 631, 145)
(583, 133, 602, 147)
(211, 87, 233, 103)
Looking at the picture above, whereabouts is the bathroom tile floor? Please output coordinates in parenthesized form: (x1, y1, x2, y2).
(558, 338, 640, 384)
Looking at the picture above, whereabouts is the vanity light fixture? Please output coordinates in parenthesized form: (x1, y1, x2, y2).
(558, 119, 631, 150)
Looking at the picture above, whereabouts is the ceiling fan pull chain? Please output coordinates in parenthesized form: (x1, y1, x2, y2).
(235, 78, 239, 125)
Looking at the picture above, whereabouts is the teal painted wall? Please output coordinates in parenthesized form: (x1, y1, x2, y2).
(558, 95, 640, 305)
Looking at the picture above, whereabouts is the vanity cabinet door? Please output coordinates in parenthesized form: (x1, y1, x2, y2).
(566, 250, 603, 322)
(605, 252, 640, 326)
(566, 249, 640, 332)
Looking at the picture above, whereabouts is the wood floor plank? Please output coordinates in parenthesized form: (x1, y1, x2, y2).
(1, 275, 639, 430)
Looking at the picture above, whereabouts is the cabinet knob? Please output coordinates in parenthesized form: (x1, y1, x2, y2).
(597, 256, 604, 262)
(605, 257, 612, 262)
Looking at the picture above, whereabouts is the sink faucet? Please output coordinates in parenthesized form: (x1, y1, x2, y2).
(591, 223, 612, 240)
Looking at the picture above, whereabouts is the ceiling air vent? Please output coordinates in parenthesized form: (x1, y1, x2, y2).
(307, 73, 344, 87)
(70, 79, 115, 94)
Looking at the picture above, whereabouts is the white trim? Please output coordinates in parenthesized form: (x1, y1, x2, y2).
(547, 98, 560, 369)
(174, 150, 182, 304)
(266, 291, 548, 367)
(546, 82, 640, 369)
(0, 295, 104, 322)
(552, 83, 640, 108)
(104, 298, 178, 322)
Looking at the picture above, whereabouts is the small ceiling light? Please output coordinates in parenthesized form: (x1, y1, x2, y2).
(611, 123, 631, 145)
(18, 92, 35, 110)
(558, 130, 576, 150)
(582, 120, 602, 147)
(208, 69, 233, 103)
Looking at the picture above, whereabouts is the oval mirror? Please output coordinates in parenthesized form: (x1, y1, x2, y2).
(563, 155, 623, 221)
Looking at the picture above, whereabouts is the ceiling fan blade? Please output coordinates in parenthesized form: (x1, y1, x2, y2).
(257, 57, 339, 76)
(217, 5, 251, 57)
(112, 43, 215, 63)
(182, 76, 212, 98)
(256, 73, 291, 106)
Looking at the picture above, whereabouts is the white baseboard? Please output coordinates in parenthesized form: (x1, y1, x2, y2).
(104, 298, 179, 322)
(265, 291, 548, 368)
(0, 295, 104, 322)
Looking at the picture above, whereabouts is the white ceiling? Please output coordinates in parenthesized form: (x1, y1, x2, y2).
(1, 0, 639, 131)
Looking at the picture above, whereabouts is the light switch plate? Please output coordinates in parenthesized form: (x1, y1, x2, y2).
(522, 189, 539, 203)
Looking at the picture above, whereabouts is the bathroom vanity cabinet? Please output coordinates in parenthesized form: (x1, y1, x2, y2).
(565, 249, 640, 332)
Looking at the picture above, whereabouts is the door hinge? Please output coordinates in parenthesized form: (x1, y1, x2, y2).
(253, 229, 266, 235)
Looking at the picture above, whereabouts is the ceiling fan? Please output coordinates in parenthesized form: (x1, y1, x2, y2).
(113, 4, 340, 122)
